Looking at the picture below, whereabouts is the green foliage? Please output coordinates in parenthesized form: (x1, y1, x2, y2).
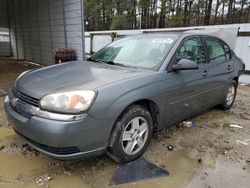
(110, 14, 129, 30)
(84, 0, 250, 31)
(168, 14, 183, 27)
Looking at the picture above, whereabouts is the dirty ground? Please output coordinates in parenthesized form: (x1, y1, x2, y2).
(0, 59, 250, 188)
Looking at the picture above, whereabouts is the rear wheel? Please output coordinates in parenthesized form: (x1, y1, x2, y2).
(221, 80, 237, 110)
(107, 105, 153, 163)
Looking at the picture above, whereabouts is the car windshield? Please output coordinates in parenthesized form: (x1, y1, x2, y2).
(90, 35, 177, 69)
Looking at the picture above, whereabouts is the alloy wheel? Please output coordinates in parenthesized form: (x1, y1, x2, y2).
(121, 117, 149, 155)
(226, 85, 236, 106)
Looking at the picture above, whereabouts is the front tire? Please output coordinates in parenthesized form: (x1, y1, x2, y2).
(107, 105, 153, 163)
(221, 80, 237, 110)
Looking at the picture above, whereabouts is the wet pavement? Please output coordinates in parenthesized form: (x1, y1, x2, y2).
(0, 59, 250, 188)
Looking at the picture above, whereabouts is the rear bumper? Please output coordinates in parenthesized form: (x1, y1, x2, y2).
(4, 96, 114, 160)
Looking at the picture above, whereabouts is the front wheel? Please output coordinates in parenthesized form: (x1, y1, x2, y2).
(107, 105, 153, 163)
(221, 80, 237, 110)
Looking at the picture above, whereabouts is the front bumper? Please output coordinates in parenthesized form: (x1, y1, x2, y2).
(4, 96, 114, 160)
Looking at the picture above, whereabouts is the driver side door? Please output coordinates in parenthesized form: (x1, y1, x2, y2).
(164, 36, 211, 125)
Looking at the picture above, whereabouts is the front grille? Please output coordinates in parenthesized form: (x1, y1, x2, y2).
(14, 108, 33, 118)
(12, 88, 39, 107)
(16, 131, 81, 155)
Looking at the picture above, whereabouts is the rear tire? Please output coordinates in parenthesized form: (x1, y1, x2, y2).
(220, 80, 237, 110)
(107, 105, 153, 163)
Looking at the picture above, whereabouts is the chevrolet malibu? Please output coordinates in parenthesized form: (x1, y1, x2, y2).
(4, 33, 245, 163)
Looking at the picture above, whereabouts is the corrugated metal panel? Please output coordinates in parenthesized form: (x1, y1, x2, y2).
(0, 42, 11, 56)
(0, 0, 11, 57)
(30, 0, 42, 63)
(8, 0, 84, 65)
(64, 0, 84, 59)
(39, 0, 52, 65)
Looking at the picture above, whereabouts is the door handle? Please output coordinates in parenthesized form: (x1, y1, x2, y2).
(202, 70, 209, 77)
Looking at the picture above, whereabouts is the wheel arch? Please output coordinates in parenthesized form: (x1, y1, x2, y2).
(108, 99, 160, 147)
(233, 76, 239, 85)
(127, 99, 160, 131)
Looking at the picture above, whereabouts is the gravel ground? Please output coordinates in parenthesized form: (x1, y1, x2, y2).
(0, 59, 250, 188)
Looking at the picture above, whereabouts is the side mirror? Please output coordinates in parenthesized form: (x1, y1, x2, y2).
(172, 59, 198, 71)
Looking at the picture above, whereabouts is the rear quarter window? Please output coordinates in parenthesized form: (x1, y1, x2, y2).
(205, 37, 231, 63)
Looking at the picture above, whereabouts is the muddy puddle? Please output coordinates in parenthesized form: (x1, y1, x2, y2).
(0, 137, 197, 188)
(186, 155, 250, 188)
(119, 151, 198, 188)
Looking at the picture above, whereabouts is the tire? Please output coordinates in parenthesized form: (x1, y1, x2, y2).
(107, 105, 153, 163)
(221, 80, 237, 110)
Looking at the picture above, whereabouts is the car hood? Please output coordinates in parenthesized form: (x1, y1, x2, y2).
(14, 61, 151, 99)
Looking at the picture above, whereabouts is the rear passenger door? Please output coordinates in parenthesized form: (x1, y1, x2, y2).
(203, 37, 234, 108)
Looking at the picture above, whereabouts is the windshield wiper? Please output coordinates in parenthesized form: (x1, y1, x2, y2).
(89, 58, 135, 69)
(104, 61, 132, 68)
(88, 58, 114, 65)
(88, 57, 103, 63)
(101, 60, 115, 65)
(95, 60, 127, 68)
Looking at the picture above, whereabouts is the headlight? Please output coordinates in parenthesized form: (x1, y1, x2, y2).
(40, 90, 96, 114)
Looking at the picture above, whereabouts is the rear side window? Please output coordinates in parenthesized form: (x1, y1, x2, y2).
(205, 37, 231, 63)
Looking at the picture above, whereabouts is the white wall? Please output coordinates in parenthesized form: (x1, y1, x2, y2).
(235, 37, 250, 71)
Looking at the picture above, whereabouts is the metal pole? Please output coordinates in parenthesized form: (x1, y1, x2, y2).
(47, 0, 53, 65)
(36, 0, 42, 63)
(11, 0, 19, 58)
(80, 0, 85, 60)
(140, 15, 142, 30)
(7, 0, 12, 57)
(90, 33, 93, 55)
(28, 0, 33, 61)
(62, 0, 67, 48)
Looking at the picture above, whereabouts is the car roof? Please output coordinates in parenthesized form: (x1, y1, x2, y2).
(138, 32, 215, 37)
(138, 28, 237, 49)
(133, 32, 229, 45)
(131, 33, 180, 37)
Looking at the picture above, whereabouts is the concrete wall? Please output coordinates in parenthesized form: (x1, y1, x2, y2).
(0, 0, 11, 57)
(8, 0, 84, 65)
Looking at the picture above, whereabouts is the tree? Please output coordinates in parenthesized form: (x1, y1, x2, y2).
(159, 0, 167, 28)
(83, 0, 250, 31)
(204, 0, 213, 25)
(110, 14, 129, 29)
(214, 0, 221, 24)
(221, 0, 226, 23)
(227, 0, 234, 23)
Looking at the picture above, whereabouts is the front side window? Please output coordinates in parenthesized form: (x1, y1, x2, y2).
(90, 36, 177, 69)
(205, 37, 230, 63)
(175, 37, 205, 64)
